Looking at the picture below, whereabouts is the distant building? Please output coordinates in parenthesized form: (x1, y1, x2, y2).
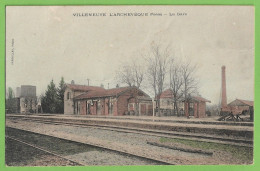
(64, 84, 153, 116)
(16, 87, 21, 97)
(157, 89, 211, 118)
(157, 89, 184, 110)
(19, 85, 37, 113)
(184, 96, 211, 118)
(20, 85, 36, 97)
(228, 99, 254, 112)
(6, 85, 37, 114)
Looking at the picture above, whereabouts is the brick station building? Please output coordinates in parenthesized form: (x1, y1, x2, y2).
(64, 84, 153, 116)
(158, 89, 211, 118)
(64, 84, 105, 115)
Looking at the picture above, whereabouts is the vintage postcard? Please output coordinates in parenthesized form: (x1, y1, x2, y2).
(5, 5, 254, 166)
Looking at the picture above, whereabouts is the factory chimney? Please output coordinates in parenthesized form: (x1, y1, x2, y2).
(221, 66, 227, 108)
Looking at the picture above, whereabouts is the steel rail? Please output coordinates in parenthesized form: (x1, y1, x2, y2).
(6, 128, 173, 165)
(8, 116, 253, 147)
(6, 136, 85, 166)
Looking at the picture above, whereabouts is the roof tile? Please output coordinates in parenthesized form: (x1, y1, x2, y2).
(66, 84, 105, 92)
(74, 87, 130, 99)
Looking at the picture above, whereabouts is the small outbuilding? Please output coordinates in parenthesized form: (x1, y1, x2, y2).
(228, 99, 254, 120)
(228, 99, 254, 111)
(184, 96, 211, 118)
(157, 89, 211, 118)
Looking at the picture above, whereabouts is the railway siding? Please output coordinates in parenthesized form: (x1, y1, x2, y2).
(6, 128, 163, 166)
(10, 117, 253, 147)
(6, 126, 176, 165)
(6, 117, 253, 165)
(7, 114, 253, 139)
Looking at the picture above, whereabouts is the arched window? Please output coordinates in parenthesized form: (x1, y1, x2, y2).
(67, 92, 70, 99)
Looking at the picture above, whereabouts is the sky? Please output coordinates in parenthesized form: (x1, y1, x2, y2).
(6, 6, 254, 105)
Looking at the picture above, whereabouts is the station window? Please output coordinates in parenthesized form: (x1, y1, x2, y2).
(67, 92, 70, 100)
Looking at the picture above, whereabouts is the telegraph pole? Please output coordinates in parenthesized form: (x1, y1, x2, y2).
(152, 98, 155, 121)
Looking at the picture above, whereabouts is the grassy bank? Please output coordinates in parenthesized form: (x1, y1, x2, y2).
(159, 137, 253, 163)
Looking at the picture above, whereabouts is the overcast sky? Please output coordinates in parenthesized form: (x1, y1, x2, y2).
(6, 6, 254, 105)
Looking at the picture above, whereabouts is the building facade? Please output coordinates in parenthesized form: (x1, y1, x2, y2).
(184, 96, 211, 118)
(64, 84, 105, 115)
(157, 89, 184, 111)
(19, 85, 37, 113)
(64, 84, 153, 116)
(158, 89, 210, 118)
(6, 85, 37, 114)
(228, 99, 253, 111)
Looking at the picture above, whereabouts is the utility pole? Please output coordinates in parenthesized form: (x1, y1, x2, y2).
(152, 98, 155, 121)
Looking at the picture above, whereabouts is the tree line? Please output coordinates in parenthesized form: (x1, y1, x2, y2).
(6, 87, 16, 113)
(115, 43, 198, 116)
(40, 77, 66, 114)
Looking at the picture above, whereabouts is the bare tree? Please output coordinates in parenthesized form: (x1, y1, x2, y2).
(115, 59, 144, 116)
(181, 62, 198, 117)
(131, 60, 144, 89)
(115, 60, 144, 89)
(116, 64, 135, 87)
(169, 60, 184, 116)
(146, 43, 171, 116)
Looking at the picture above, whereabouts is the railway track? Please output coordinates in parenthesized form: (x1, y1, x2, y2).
(6, 127, 173, 165)
(7, 116, 253, 147)
(6, 136, 84, 166)
(8, 114, 254, 126)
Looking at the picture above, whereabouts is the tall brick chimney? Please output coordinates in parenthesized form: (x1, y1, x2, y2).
(221, 66, 227, 108)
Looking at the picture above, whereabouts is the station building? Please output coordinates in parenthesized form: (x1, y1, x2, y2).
(64, 84, 153, 116)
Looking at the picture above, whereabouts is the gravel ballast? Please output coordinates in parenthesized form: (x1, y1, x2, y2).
(6, 118, 251, 165)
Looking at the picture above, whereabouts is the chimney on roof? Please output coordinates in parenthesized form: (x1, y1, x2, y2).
(221, 65, 227, 108)
(71, 80, 75, 84)
(116, 84, 119, 88)
(100, 83, 104, 88)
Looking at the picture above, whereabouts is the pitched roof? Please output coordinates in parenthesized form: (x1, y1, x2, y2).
(237, 99, 254, 106)
(136, 96, 152, 101)
(66, 84, 105, 92)
(228, 99, 254, 107)
(74, 87, 131, 99)
(158, 89, 174, 99)
(192, 96, 211, 103)
(158, 89, 210, 103)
